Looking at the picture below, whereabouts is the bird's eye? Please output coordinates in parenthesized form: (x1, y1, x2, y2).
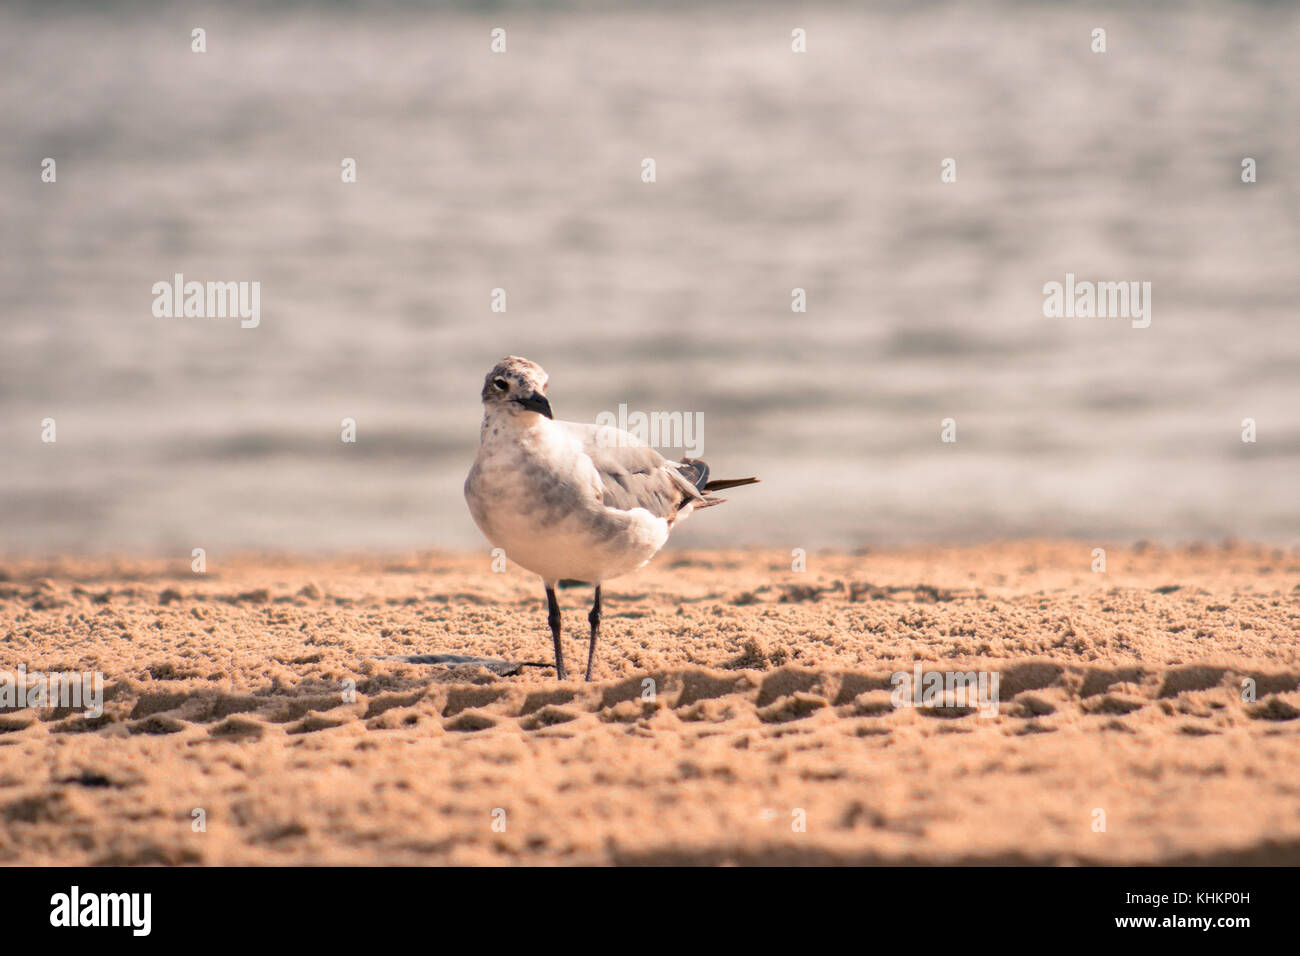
(492, 378, 509, 392)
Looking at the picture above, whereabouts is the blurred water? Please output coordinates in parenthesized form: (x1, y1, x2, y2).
(2, 1, 1298, 556)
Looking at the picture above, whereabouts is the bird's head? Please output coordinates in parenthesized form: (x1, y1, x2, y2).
(480, 356, 553, 420)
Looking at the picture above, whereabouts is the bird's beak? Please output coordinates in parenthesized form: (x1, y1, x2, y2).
(514, 391, 553, 419)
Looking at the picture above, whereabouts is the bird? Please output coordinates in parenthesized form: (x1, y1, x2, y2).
(464, 356, 758, 681)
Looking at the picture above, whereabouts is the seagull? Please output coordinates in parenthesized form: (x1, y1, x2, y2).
(464, 356, 758, 681)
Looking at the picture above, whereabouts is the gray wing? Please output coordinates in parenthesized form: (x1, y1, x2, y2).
(557, 421, 704, 521)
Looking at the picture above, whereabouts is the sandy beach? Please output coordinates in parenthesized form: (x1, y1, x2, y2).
(1, 541, 1297, 866)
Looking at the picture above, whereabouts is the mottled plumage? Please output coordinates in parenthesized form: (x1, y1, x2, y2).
(464, 356, 757, 680)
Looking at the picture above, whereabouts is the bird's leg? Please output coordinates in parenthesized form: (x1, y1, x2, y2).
(545, 586, 565, 680)
(585, 585, 601, 682)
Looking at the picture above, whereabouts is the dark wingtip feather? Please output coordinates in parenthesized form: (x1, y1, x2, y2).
(677, 458, 758, 496)
(703, 476, 759, 492)
(676, 457, 711, 492)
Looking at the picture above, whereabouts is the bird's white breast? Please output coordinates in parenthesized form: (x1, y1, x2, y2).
(465, 415, 669, 585)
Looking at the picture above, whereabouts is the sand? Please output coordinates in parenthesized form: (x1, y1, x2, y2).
(0, 541, 1297, 866)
